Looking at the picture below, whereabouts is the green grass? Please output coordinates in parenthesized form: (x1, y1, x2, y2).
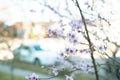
(0, 60, 105, 80)
(12, 60, 51, 74)
(0, 71, 25, 80)
(74, 74, 95, 80)
(9, 61, 97, 80)
(0, 71, 95, 80)
(1, 60, 50, 74)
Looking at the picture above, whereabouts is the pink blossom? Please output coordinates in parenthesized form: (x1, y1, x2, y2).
(52, 68, 58, 76)
(69, 19, 82, 32)
(46, 28, 54, 37)
(66, 32, 79, 45)
(46, 27, 63, 38)
(54, 28, 63, 38)
(85, 49, 91, 54)
(65, 75, 74, 80)
(64, 47, 77, 55)
(79, 61, 91, 73)
(25, 73, 39, 80)
(96, 45, 107, 53)
(79, 49, 91, 54)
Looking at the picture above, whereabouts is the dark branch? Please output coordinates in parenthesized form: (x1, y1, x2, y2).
(75, 0, 99, 80)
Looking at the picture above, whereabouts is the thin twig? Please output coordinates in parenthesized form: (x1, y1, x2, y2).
(75, 0, 99, 80)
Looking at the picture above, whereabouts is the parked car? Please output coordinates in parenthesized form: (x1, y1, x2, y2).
(12, 42, 61, 66)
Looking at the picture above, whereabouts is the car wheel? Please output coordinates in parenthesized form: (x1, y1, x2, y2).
(34, 58, 41, 66)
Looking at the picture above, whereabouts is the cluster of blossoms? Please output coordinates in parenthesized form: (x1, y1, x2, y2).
(47, 26, 63, 38)
(25, 73, 74, 80)
(69, 60, 91, 73)
(96, 45, 107, 53)
(64, 47, 77, 55)
(66, 31, 79, 45)
(79, 49, 91, 54)
(25, 18, 107, 80)
(65, 75, 74, 80)
(78, 60, 91, 73)
(94, 39, 107, 53)
(52, 67, 59, 76)
(69, 19, 82, 32)
(25, 73, 39, 80)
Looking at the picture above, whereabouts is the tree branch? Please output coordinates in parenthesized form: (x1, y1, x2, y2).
(75, 0, 99, 80)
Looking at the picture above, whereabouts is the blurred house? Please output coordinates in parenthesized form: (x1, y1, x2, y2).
(0, 21, 24, 38)
(21, 21, 54, 39)
(31, 21, 54, 39)
(0, 20, 54, 39)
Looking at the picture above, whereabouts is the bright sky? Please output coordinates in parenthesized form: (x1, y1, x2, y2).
(0, 0, 120, 24)
(0, 0, 120, 41)
(0, 0, 59, 25)
(0, 0, 120, 42)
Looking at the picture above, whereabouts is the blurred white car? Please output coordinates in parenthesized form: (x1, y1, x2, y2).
(12, 42, 61, 66)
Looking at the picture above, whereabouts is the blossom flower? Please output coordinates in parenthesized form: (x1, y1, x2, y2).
(25, 73, 39, 80)
(46, 27, 63, 38)
(58, 53, 65, 60)
(66, 31, 79, 45)
(80, 61, 90, 73)
(78, 61, 91, 73)
(85, 19, 94, 25)
(54, 28, 63, 38)
(79, 49, 85, 53)
(65, 75, 74, 80)
(96, 45, 107, 53)
(79, 49, 91, 54)
(58, 19, 64, 26)
(64, 47, 77, 55)
(46, 28, 54, 37)
(52, 68, 58, 76)
(80, 64, 89, 73)
(69, 19, 82, 32)
(85, 49, 91, 54)
(84, 1, 90, 8)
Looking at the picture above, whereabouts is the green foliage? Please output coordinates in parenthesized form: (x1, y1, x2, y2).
(0, 71, 24, 80)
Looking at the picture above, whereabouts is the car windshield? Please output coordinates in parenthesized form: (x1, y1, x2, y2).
(33, 45, 42, 51)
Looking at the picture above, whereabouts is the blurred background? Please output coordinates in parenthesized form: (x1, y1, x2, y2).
(0, 0, 120, 80)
